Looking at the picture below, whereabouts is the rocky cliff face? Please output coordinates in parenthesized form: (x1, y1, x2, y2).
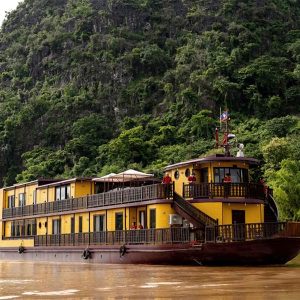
(0, 0, 299, 185)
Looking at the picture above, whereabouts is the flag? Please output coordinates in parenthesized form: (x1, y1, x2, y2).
(220, 111, 228, 122)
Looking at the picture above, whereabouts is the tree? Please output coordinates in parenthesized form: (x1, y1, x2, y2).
(262, 137, 290, 171)
(178, 110, 216, 142)
(269, 159, 300, 220)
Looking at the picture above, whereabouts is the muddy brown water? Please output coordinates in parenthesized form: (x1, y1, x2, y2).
(0, 256, 299, 299)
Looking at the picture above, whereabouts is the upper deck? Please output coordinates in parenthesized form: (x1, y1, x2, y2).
(1, 182, 267, 220)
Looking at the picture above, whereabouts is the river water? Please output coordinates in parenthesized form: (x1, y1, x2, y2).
(0, 256, 299, 299)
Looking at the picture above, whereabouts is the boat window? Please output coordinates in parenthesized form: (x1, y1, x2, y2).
(52, 219, 61, 235)
(94, 215, 105, 232)
(185, 169, 190, 177)
(78, 216, 83, 233)
(139, 211, 146, 228)
(33, 190, 37, 205)
(214, 168, 248, 183)
(32, 223, 37, 235)
(70, 217, 75, 234)
(16, 225, 20, 236)
(200, 168, 208, 182)
(13, 222, 32, 236)
(231, 169, 242, 183)
(150, 209, 156, 229)
(115, 213, 123, 231)
(27, 224, 31, 236)
(56, 187, 60, 201)
(8, 195, 15, 208)
(11, 223, 15, 237)
(174, 170, 180, 180)
(18, 193, 26, 207)
(55, 185, 71, 201)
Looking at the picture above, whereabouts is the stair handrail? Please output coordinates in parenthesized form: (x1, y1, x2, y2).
(266, 191, 279, 221)
(173, 192, 217, 226)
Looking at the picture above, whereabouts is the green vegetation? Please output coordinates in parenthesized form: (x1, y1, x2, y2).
(0, 0, 299, 219)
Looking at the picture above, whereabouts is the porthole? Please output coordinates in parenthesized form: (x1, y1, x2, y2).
(38, 222, 42, 229)
(174, 170, 180, 180)
(185, 168, 190, 177)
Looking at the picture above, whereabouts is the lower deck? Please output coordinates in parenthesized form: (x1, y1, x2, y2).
(1, 222, 300, 265)
(2, 221, 299, 246)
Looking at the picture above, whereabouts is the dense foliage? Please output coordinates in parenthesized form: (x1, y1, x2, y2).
(0, 0, 299, 219)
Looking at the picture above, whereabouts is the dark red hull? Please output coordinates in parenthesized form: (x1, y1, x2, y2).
(0, 237, 299, 265)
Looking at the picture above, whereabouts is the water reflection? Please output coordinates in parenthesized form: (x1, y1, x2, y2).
(0, 256, 299, 299)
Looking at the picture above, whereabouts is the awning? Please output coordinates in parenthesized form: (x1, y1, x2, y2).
(93, 169, 154, 183)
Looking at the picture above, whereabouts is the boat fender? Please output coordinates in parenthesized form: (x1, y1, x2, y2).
(18, 245, 25, 254)
(120, 245, 126, 257)
(82, 248, 91, 259)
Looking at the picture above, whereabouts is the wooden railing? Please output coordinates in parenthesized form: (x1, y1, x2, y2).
(2, 184, 169, 219)
(183, 183, 266, 200)
(205, 222, 287, 243)
(34, 227, 190, 247)
(6, 222, 298, 246)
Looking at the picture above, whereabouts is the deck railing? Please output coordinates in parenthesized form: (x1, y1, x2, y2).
(205, 222, 287, 243)
(5, 222, 297, 246)
(2, 183, 170, 219)
(34, 227, 190, 247)
(183, 183, 266, 200)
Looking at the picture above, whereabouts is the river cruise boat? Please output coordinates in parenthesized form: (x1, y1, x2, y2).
(0, 115, 300, 265)
(0, 161, 299, 265)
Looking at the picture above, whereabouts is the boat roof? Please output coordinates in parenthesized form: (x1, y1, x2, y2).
(36, 178, 91, 189)
(2, 179, 62, 191)
(163, 154, 260, 172)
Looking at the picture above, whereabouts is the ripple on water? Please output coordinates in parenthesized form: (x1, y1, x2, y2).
(0, 280, 36, 285)
(147, 282, 182, 285)
(0, 296, 20, 300)
(140, 282, 182, 288)
(96, 287, 112, 291)
(201, 284, 230, 287)
(22, 289, 79, 296)
(140, 284, 159, 288)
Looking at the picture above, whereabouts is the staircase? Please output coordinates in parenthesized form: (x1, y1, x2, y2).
(172, 192, 217, 229)
(264, 193, 279, 222)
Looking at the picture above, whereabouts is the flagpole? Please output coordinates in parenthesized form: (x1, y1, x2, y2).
(225, 109, 229, 156)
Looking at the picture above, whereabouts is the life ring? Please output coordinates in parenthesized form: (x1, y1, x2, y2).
(18, 246, 25, 254)
(119, 245, 126, 257)
(82, 248, 91, 259)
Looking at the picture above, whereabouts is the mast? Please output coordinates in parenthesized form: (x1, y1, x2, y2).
(217, 109, 231, 156)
